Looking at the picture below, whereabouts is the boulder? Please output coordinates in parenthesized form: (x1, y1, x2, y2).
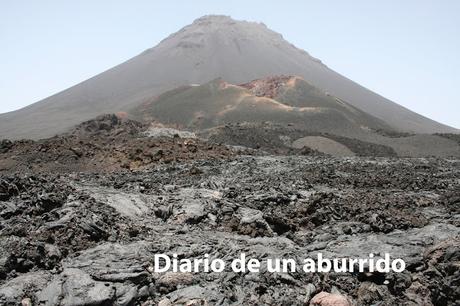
(310, 292, 351, 306)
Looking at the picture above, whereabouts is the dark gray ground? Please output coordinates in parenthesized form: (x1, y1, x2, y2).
(1, 152, 459, 305)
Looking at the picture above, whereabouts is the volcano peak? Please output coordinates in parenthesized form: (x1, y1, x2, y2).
(0, 15, 456, 140)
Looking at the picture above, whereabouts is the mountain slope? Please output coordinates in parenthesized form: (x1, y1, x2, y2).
(130, 76, 394, 135)
(129, 76, 460, 158)
(0, 15, 457, 140)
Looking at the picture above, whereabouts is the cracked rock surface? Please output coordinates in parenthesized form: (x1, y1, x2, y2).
(1, 153, 459, 305)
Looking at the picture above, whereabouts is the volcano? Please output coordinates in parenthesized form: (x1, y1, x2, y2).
(0, 15, 457, 140)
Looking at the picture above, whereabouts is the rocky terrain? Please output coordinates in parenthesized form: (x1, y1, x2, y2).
(201, 122, 398, 157)
(0, 115, 236, 174)
(0, 117, 459, 305)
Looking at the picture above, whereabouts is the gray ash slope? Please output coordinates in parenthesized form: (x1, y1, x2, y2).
(0, 15, 457, 140)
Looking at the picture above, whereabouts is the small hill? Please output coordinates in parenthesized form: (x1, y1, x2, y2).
(129, 76, 460, 158)
(131, 76, 394, 136)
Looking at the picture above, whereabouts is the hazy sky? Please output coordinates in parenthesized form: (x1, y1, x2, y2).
(1, 1, 459, 128)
